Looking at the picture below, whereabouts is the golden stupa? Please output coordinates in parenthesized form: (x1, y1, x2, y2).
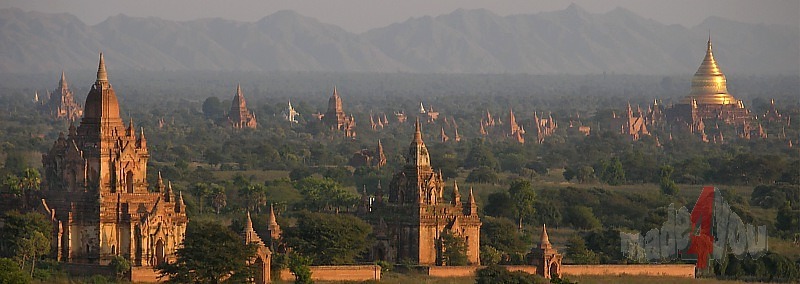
(680, 37, 742, 106)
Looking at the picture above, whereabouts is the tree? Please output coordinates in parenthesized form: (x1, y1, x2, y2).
(480, 246, 502, 265)
(564, 236, 599, 264)
(659, 165, 679, 196)
(0, 258, 30, 284)
(283, 211, 371, 265)
(480, 217, 527, 257)
(464, 142, 499, 170)
(202, 97, 225, 119)
(158, 221, 257, 284)
(465, 166, 499, 184)
(2, 153, 27, 175)
(109, 255, 131, 281)
(508, 180, 536, 230)
(190, 183, 212, 214)
(576, 166, 595, 183)
(776, 202, 799, 234)
(483, 192, 515, 220)
(0, 211, 51, 271)
(566, 206, 601, 230)
(2, 174, 22, 195)
(440, 232, 468, 266)
(16, 231, 48, 277)
(596, 157, 625, 185)
(476, 265, 545, 284)
(239, 184, 267, 213)
(211, 190, 227, 215)
(288, 253, 313, 284)
(293, 178, 357, 213)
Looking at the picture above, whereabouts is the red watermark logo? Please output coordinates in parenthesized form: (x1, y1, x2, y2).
(621, 186, 768, 268)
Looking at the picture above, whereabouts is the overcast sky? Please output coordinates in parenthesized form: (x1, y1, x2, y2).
(2, 0, 797, 33)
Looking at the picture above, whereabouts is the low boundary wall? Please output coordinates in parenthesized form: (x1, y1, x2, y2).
(130, 267, 162, 283)
(279, 265, 381, 282)
(561, 264, 695, 278)
(421, 264, 694, 279)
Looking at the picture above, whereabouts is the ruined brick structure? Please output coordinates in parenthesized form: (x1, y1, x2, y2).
(365, 119, 481, 265)
(41, 71, 83, 121)
(228, 84, 258, 129)
(508, 108, 526, 144)
(348, 139, 387, 168)
(533, 112, 557, 144)
(39, 54, 188, 266)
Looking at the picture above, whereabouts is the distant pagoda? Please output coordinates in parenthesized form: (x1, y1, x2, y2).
(667, 36, 750, 125)
(42, 71, 83, 121)
(227, 84, 258, 129)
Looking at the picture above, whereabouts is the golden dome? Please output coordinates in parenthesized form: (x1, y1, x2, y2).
(680, 37, 741, 106)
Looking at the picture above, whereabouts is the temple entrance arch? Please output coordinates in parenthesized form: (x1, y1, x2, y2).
(126, 171, 134, 193)
(154, 239, 165, 266)
(254, 256, 266, 284)
(549, 261, 560, 278)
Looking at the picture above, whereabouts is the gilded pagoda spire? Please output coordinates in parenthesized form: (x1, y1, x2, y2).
(681, 35, 740, 106)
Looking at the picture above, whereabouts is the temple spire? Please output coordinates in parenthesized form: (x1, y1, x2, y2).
(452, 180, 461, 205)
(414, 117, 423, 143)
(96, 53, 108, 83)
(268, 204, 279, 227)
(468, 187, 476, 204)
(245, 211, 254, 231)
(60, 70, 68, 89)
(540, 224, 552, 249)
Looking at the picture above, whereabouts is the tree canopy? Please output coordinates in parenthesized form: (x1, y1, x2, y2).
(158, 221, 257, 284)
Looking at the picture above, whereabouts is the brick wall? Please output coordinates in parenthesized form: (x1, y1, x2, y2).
(279, 265, 381, 282)
(561, 264, 695, 278)
(131, 267, 162, 283)
(427, 266, 480, 277)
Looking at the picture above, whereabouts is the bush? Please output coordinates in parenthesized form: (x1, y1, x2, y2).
(566, 206, 601, 230)
(109, 255, 130, 280)
(476, 265, 546, 284)
(0, 258, 30, 284)
(289, 253, 313, 284)
(466, 166, 499, 184)
(480, 246, 502, 265)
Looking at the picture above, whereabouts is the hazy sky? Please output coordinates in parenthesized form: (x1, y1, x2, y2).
(2, 0, 797, 33)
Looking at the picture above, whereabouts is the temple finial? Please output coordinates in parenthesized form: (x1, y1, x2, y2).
(540, 224, 552, 248)
(96, 52, 108, 83)
(414, 117, 422, 142)
(245, 211, 254, 231)
(60, 70, 67, 88)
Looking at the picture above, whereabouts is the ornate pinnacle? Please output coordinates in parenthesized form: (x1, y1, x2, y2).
(540, 224, 552, 249)
(96, 53, 108, 83)
(414, 117, 423, 143)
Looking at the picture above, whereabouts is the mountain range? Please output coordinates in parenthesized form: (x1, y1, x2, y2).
(1, 4, 797, 75)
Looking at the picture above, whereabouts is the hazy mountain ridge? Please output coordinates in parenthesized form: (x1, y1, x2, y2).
(0, 5, 797, 75)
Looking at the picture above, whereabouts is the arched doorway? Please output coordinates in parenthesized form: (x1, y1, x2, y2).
(549, 261, 560, 279)
(126, 171, 134, 193)
(254, 257, 266, 284)
(155, 239, 165, 266)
